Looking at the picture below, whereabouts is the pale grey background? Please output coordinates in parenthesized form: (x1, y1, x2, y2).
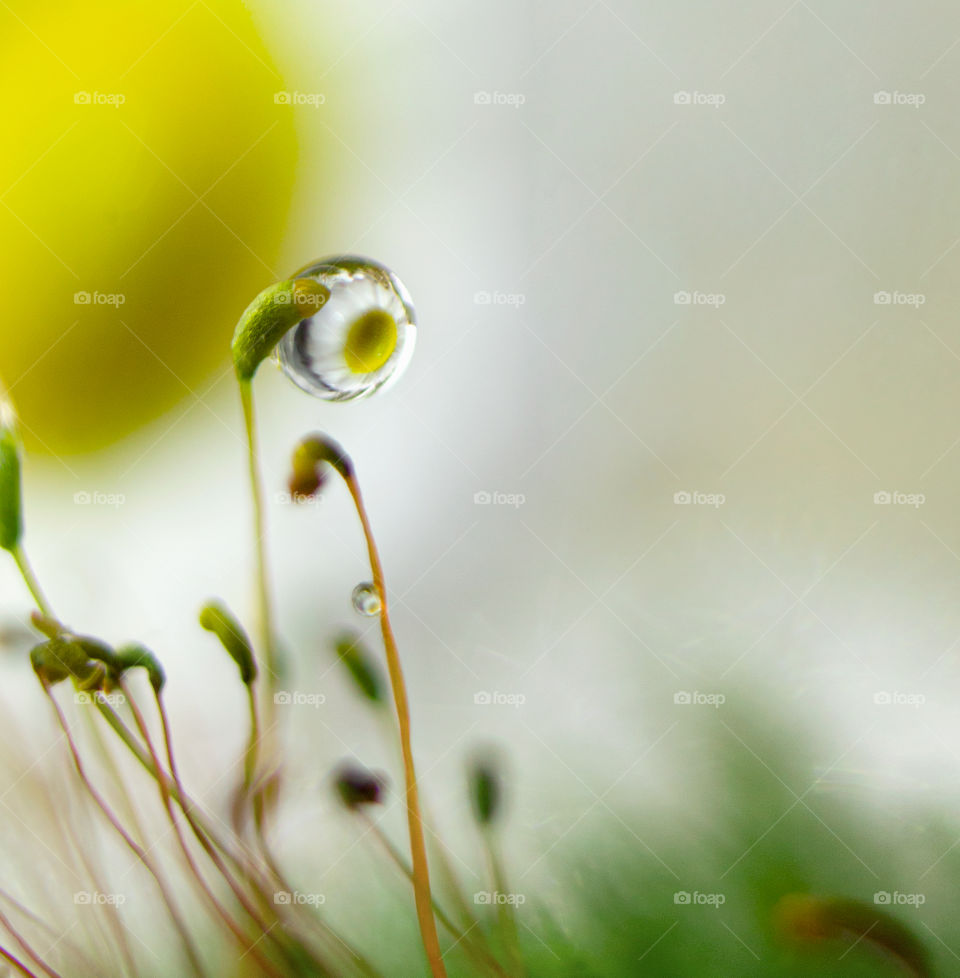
(4, 0, 960, 930)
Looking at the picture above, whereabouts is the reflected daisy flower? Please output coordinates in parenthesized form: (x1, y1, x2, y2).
(275, 256, 416, 401)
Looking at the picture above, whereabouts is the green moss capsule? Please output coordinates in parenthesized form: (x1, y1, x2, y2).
(333, 632, 385, 705)
(468, 753, 503, 827)
(231, 278, 331, 382)
(116, 643, 166, 693)
(29, 637, 99, 687)
(199, 601, 257, 685)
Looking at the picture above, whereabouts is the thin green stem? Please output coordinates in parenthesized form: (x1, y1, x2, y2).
(11, 544, 52, 617)
(238, 380, 279, 713)
(238, 380, 286, 877)
(484, 835, 524, 977)
(9, 543, 124, 974)
(244, 684, 261, 799)
(245, 683, 270, 857)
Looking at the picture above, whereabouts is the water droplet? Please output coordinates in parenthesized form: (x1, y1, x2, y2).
(351, 582, 381, 616)
(276, 256, 416, 401)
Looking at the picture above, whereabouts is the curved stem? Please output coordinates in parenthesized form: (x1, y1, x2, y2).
(43, 688, 208, 978)
(153, 694, 355, 977)
(243, 684, 272, 862)
(139, 701, 281, 920)
(0, 889, 98, 976)
(154, 694, 269, 914)
(73, 709, 147, 977)
(0, 945, 40, 978)
(11, 544, 52, 617)
(0, 903, 62, 978)
(96, 701, 279, 901)
(340, 472, 446, 978)
(244, 685, 261, 803)
(121, 682, 287, 978)
(62, 800, 139, 977)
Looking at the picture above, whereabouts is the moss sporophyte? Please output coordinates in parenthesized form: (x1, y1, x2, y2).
(0, 257, 935, 978)
(0, 256, 458, 978)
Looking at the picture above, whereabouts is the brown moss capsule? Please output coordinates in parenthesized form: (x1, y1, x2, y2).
(334, 763, 386, 810)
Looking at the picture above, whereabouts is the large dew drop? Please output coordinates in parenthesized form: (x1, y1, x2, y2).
(276, 256, 416, 401)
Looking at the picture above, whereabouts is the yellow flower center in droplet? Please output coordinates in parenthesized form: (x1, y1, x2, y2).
(344, 309, 398, 374)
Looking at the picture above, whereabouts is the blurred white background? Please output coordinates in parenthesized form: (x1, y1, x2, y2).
(4, 0, 960, 912)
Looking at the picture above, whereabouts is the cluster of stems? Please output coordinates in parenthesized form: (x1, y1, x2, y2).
(0, 272, 529, 978)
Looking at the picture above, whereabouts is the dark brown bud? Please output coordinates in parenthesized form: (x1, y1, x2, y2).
(334, 763, 386, 810)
